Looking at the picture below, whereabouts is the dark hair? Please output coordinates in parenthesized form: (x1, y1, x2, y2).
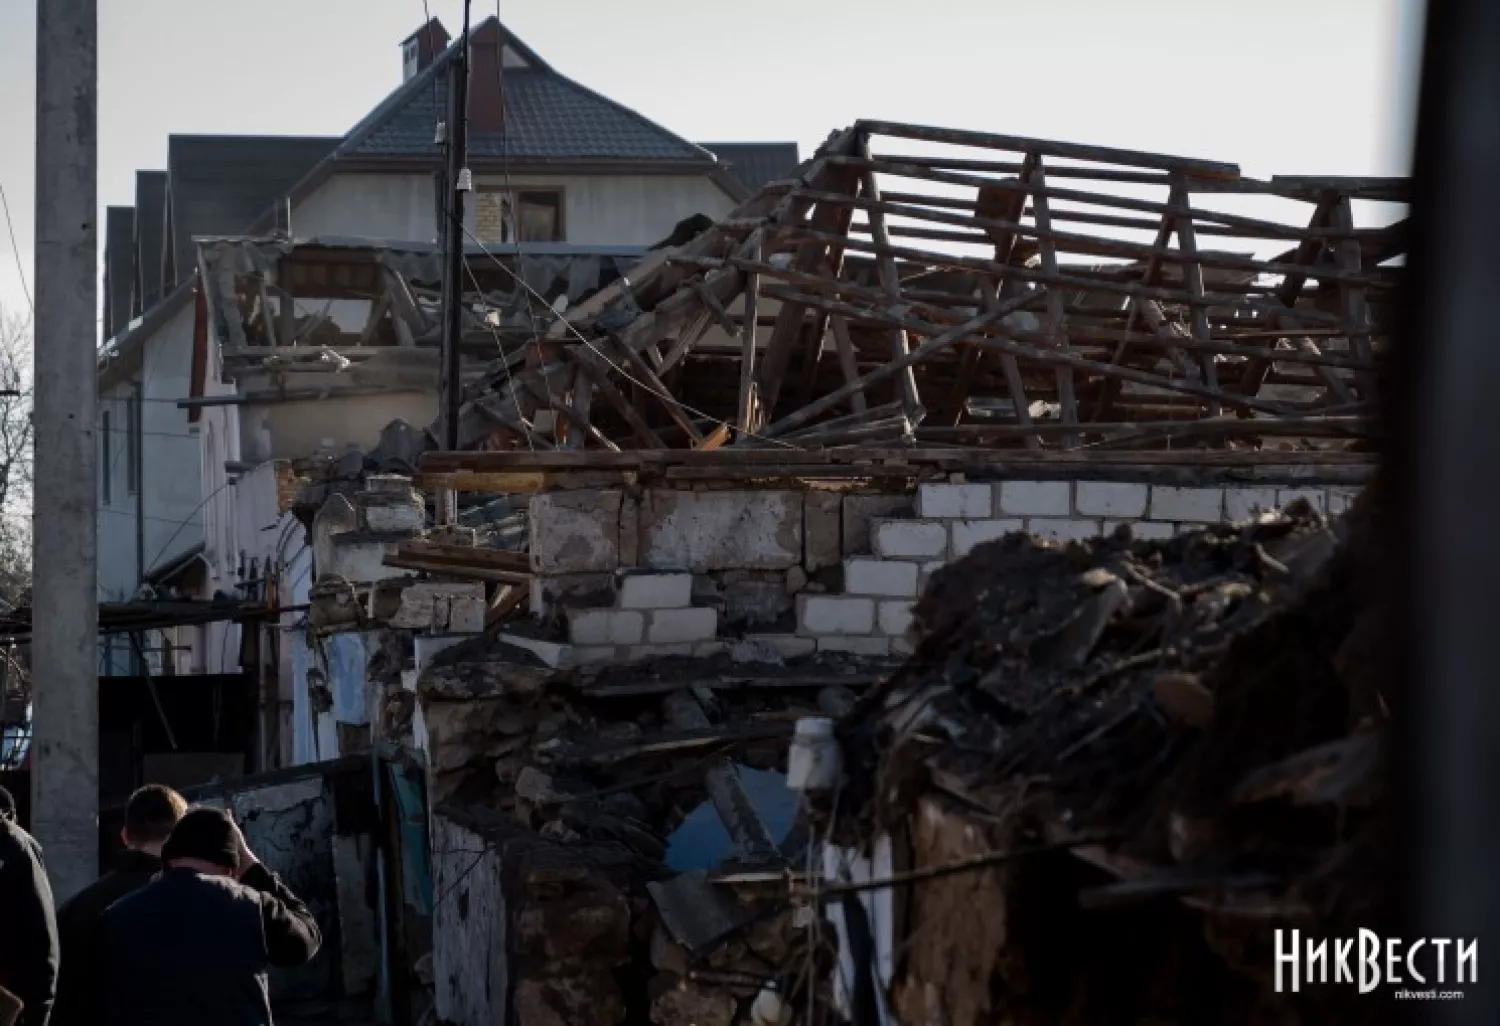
(161, 807, 239, 870)
(0, 785, 13, 821)
(124, 784, 187, 846)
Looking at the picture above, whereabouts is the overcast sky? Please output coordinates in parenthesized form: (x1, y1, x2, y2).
(0, 0, 1425, 323)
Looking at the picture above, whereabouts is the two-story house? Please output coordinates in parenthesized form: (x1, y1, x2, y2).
(95, 17, 797, 694)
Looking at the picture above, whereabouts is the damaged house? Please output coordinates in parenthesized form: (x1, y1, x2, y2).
(206, 118, 1404, 1024)
(90, 12, 797, 712)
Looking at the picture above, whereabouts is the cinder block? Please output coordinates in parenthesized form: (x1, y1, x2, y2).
(843, 558, 920, 598)
(1224, 487, 1279, 522)
(694, 641, 728, 659)
(645, 607, 719, 644)
(618, 572, 693, 610)
(618, 494, 641, 567)
(530, 490, 623, 574)
(742, 634, 818, 660)
(641, 489, 802, 571)
(568, 645, 622, 666)
(842, 494, 915, 556)
(1149, 486, 1224, 523)
(390, 582, 486, 632)
(804, 491, 843, 571)
(1027, 518, 1103, 543)
(817, 636, 892, 657)
(1108, 519, 1175, 540)
(1277, 487, 1328, 513)
(951, 518, 1024, 557)
(1175, 522, 1217, 536)
(364, 499, 426, 534)
(918, 483, 992, 519)
(797, 595, 876, 636)
(1074, 481, 1148, 518)
(567, 609, 646, 646)
(873, 520, 948, 560)
(997, 480, 1071, 517)
(878, 600, 915, 637)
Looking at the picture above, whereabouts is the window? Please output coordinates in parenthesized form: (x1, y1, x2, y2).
(126, 394, 141, 495)
(474, 188, 563, 244)
(100, 409, 111, 503)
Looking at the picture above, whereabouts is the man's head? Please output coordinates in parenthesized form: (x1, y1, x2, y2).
(121, 783, 187, 855)
(161, 807, 242, 878)
(0, 784, 14, 822)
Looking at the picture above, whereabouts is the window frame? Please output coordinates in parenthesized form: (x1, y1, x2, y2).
(473, 186, 565, 244)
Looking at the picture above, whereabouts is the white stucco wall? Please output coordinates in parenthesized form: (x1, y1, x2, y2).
(289, 170, 737, 247)
(237, 391, 438, 465)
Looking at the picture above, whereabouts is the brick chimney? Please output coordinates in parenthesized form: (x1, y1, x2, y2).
(401, 19, 451, 83)
(467, 20, 506, 133)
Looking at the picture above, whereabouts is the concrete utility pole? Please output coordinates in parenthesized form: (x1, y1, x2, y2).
(32, 0, 99, 900)
(438, 0, 473, 452)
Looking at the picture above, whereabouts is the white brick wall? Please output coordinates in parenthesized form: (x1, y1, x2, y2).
(646, 607, 719, 644)
(878, 600, 915, 637)
(618, 572, 694, 609)
(951, 518, 1024, 557)
(1074, 481, 1148, 518)
(798, 596, 876, 635)
(844, 558, 919, 597)
(1108, 519, 1174, 540)
(873, 520, 949, 559)
(1149, 486, 1224, 522)
(917, 483, 992, 519)
(1277, 487, 1328, 512)
(567, 609, 645, 646)
(996, 480, 1071, 516)
(1027, 518, 1103, 542)
(1224, 486, 1278, 521)
(818, 636, 891, 656)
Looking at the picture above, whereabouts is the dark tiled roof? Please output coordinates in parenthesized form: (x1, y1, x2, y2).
(104, 207, 135, 343)
(165, 135, 338, 285)
(133, 171, 168, 315)
(698, 143, 801, 193)
(338, 19, 716, 165)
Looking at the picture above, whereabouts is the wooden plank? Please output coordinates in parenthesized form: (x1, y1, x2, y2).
(855, 119, 1241, 179)
(396, 542, 530, 572)
(415, 470, 548, 492)
(855, 131, 922, 423)
(565, 348, 666, 449)
(759, 295, 1034, 440)
(358, 294, 390, 345)
(756, 168, 861, 415)
(382, 557, 532, 585)
(1331, 195, 1377, 399)
(695, 422, 732, 452)
(1238, 195, 1339, 398)
(828, 316, 867, 414)
(607, 333, 704, 444)
(1169, 174, 1221, 417)
(736, 244, 761, 433)
(382, 267, 426, 345)
(773, 224, 1348, 327)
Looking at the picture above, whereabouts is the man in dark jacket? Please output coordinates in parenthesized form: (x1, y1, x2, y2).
(0, 785, 59, 1026)
(102, 807, 322, 1026)
(51, 784, 187, 1026)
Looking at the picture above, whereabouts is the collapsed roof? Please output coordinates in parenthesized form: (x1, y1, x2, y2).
(447, 120, 1407, 455)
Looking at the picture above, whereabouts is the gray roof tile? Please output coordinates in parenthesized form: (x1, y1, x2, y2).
(339, 19, 715, 165)
(166, 135, 338, 285)
(698, 142, 800, 193)
(104, 206, 135, 343)
(133, 170, 167, 315)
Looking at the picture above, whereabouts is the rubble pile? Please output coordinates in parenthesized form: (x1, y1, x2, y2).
(419, 641, 878, 1025)
(844, 487, 1390, 1025)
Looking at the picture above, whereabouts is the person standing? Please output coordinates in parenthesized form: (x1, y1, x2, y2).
(0, 785, 59, 1026)
(102, 807, 321, 1026)
(51, 785, 187, 1026)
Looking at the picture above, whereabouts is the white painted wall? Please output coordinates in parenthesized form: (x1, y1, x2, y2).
(238, 392, 438, 465)
(290, 170, 737, 246)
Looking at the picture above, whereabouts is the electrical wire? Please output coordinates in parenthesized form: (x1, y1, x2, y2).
(458, 220, 804, 451)
(0, 182, 32, 319)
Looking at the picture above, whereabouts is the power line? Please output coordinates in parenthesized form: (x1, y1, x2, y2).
(0, 182, 31, 319)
